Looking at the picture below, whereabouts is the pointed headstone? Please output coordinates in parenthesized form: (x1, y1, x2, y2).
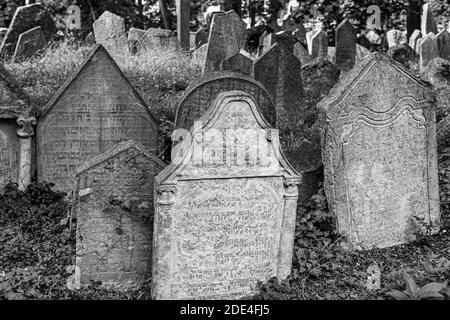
(194, 28, 208, 48)
(85, 32, 95, 45)
(294, 42, 312, 66)
(12, 26, 46, 63)
(419, 32, 438, 71)
(421, 3, 438, 37)
(335, 19, 357, 71)
(203, 10, 246, 74)
(409, 29, 421, 52)
(37, 45, 159, 192)
(310, 30, 328, 59)
(220, 49, 254, 75)
(93, 11, 128, 58)
(176, 0, 190, 50)
(437, 29, 450, 61)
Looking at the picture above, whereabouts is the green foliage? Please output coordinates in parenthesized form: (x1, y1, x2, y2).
(387, 270, 447, 300)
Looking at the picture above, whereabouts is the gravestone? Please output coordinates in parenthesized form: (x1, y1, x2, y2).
(437, 30, 450, 61)
(195, 28, 208, 48)
(152, 91, 301, 300)
(335, 19, 357, 72)
(75, 140, 165, 290)
(13, 26, 46, 63)
(86, 32, 95, 45)
(253, 43, 304, 130)
(37, 44, 159, 192)
(193, 43, 208, 64)
(220, 49, 254, 75)
(257, 31, 269, 57)
(387, 43, 419, 71)
(128, 27, 145, 55)
(387, 29, 406, 48)
(294, 42, 312, 66)
(366, 30, 382, 45)
(0, 3, 55, 57)
(327, 46, 336, 62)
(176, 0, 190, 50)
(421, 3, 437, 37)
(93, 11, 128, 59)
(409, 29, 421, 52)
(203, 10, 246, 74)
(310, 30, 328, 59)
(356, 44, 371, 62)
(419, 32, 438, 71)
(137, 28, 179, 53)
(318, 53, 440, 250)
(0, 63, 34, 191)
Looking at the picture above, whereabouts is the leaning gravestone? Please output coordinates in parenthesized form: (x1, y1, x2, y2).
(37, 44, 159, 192)
(310, 30, 328, 59)
(294, 42, 312, 66)
(0, 3, 55, 57)
(128, 27, 146, 55)
(152, 91, 301, 300)
(174, 72, 276, 133)
(220, 49, 254, 76)
(409, 29, 421, 53)
(75, 140, 165, 290)
(437, 30, 450, 61)
(0, 63, 34, 191)
(193, 43, 208, 64)
(335, 19, 357, 72)
(203, 10, 246, 74)
(419, 32, 438, 71)
(319, 53, 440, 250)
(93, 11, 128, 59)
(13, 26, 46, 63)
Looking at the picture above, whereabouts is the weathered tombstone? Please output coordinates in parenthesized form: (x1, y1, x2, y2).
(220, 49, 254, 75)
(387, 29, 406, 48)
(37, 44, 159, 192)
(203, 10, 246, 74)
(253, 43, 304, 129)
(174, 72, 276, 133)
(335, 19, 357, 72)
(421, 3, 438, 37)
(0, 63, 34, 191)
(12, 26, 46, 63)
(327, 46, 336, 63)
(176, 0, 190, 50)
(409, 29, 421, 52)
(93, 11, 128, 59)
(128, 27, 145, 55)
(85, 32, 95, 45)
(138, 28, 179, 53)
(356, 44, 371, 62)
(194, 28, 208, 48)
(0, 3, 55, 57)
(319, 53, 440, 250)
(310, 30, 328, 59)
(193, 43, 208, 64)
(75, 140, 166, 290)
(437, 30, 450, 61)
(419, 32, 438, 71)
(152, 91, 301, 300)
(294, 42, 312, 66)
(366, 30, 382, 45)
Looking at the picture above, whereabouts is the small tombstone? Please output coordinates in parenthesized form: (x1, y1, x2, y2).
(138, 28, 179, 53)
(409, 29, 421, 52)
(193, 43, 208, 64)
(75, 140, 166, 290)
(294, 42, 312, 66)
(253, 43, 305, 130)
(437, 30, 450, 61)
(355, 44, 371, 62)
(12, 26, 46, 63)
(421, 3, 438, 37)
(93, 11, 128, 59)
(152, 91, 301, 300)
(387, 43, 419, 71)
(318, 53, 440, 250)
(0, 63, 34, 191)
(327, 46, 336, 63)
(335, 19, 357, 72)
(37, 44, 159, 192)
(220, 49, 254, 75)
(310, 30, 328, 59)
(419, 32, 438, 71)
(366, 30, 382, 45)
(85, 32, 95, 45)
(176, 0, 190, 50)
(387, 29, 406, 48)
(128, 27, 145, 55)
(0, 3, 56, 57)
(203, 10, 246, 74)
(194, 28, 208, 48)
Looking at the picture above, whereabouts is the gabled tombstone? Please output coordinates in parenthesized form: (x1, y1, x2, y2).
(310, 30, 328, 59)
(74, 140, 166, 290)
(220, 49, 254, 75)
(12, 26, 46, 63)
(128, 27, 146, 55)
(194, 28, 208, 49)
(293, 42, 312, 66)
(174, 72, 276, 133)
(419, 32, 438, 71)
(421, 3, 438, 37)
(335, 19, 357, 72)
(437, 30, 450, 61)
(409, 29, 421, 52)
(0, 63, 34, 191)
(0, 3, 55, 57)
(152, 91, 301, 300)
(176, 0, 190, 50)
(203, 10, 246, 74)
(37, 44, 159, 192)
(93, 11, 128, 59)
(318, 53, 440, 250)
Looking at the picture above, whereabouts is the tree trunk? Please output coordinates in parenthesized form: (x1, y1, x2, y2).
(159, 0, 170, 30)
(407, 0, 423, 39)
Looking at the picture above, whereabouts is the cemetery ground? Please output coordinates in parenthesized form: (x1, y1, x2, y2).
(1, 40, 450, 301)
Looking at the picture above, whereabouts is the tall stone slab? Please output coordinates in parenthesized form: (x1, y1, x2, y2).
(335, 19, 357, 72)
(74, 141, 165, 290)
(193, 43, 208, 64)
(93, 11, 128, 59)
(174, 72, 276, 133)
(318, 53, 440, 250)
(152, 91, 301, 300)
(220, 49, 254, 76)
(203, 10, 246, 75)
(128, 27, 146, 55)
(437, 30, 450, 61)
(37, 45, 159, 192)
(253, 43, 305, 130)
(0, 64, 34, 191)
(310, 30, 328, 59)
(409, 29, 421, 52)
(176, 0, 190, 51)
(419, 32, 438, 71)
(12, 26, 46, 63)
(294, 42, 312, 66)
(0, 3, 55, 57)
(421, 3, 438, 37)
